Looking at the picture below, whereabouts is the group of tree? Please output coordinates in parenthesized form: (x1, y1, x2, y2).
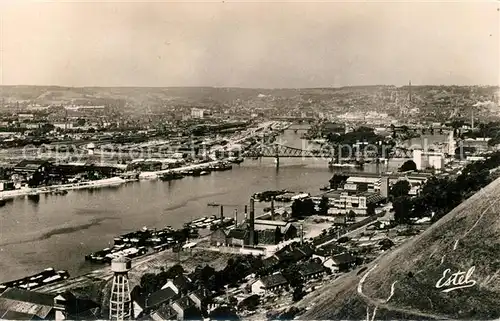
(329, 174, 349, 190)
(139, 264, 185, 295)
(391, 151, 500, 224)
(326, 126, 385, 146)
(290, 197, 315, 218)
(192, 256, 264, 293)
(139, 255, 267, 299)
(317, 196, 329, 215)
(389, 180, 411, 200)
(0, 168, 10, 180)
(399, 160, 417, 172)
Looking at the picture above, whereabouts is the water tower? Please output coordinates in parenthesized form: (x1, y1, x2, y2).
(109, 256, 132, 320)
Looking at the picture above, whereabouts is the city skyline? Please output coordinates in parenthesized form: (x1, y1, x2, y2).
(1, 1, 499, 88)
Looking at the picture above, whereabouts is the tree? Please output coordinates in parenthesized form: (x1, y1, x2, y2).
(347, 210, 356, 222)
(329, 174, 349, 190)
(140, 273, 160, 295)
(390, 180, 411, 199)
(291, 200, 302, 218)
(283, 266, 303, 288)
(166, 264, 184, 278)
(209, 306, 240, 320)
(238, 294, 260, 311)
(292, 286, 304, 302)
(399, 160, 417, 172)
(393, 196, 412, 224)
(318, 196, 329, 215)
(76, 118, 86, 127)
(302, 198, 315, 216)
(291, 198, 315, 218)
(28, 171, 45, 187)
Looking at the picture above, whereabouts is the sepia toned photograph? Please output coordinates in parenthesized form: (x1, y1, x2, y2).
(0, 0, 499, 320)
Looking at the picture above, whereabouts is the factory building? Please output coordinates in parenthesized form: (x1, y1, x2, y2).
(343, 176, 381, 193)
(0, 288, 99, 320)
(225, 197, 298, 246)
(191, 108, 205, 119)
(322, 191, 385, 216)
(413, 150, 445, 170)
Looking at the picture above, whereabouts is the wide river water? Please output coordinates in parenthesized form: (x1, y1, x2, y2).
(0, 127, 448, 282)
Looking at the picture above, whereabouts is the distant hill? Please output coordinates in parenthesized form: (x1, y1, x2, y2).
(1, 85, 498, 119)
(300, 176, 500, 319)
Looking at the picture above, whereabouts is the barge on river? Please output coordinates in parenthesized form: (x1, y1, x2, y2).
(0, 268, 69, 293)
(85, 225, 198, 264)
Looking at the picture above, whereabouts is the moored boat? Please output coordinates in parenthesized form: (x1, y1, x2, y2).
(27, 191, 40, 201)
(159, 171, 185, 181)
(0, 268, 69, 293)
(227, 156, 244, 164)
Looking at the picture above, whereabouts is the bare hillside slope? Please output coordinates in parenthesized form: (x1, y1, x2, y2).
(301, 177, 500, 319)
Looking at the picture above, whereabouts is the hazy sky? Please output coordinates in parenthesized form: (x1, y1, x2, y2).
(1, 1, 499, 88)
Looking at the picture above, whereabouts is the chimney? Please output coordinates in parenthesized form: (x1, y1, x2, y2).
(380, 176, 389, 199)
(248, 197, 255, 245)
(220, 205, 224, 220)
(234, 209, 238, 228)
(270, 197, 275, 220)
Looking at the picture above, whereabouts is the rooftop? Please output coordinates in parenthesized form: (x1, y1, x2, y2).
(227, 228, 248, 240)
(253, 219, 288, 227)
(330, 252, 357, 265)
(298, 262, 325, 277)
(260, 273, 288, 288)
(0, 288, 55, 319)
(346, 176, 381, 184)
(172, 275, 193, 292)
(172, 296, 195, 311)
(13, 159, 50, 170)
(146, 287, 177, 308)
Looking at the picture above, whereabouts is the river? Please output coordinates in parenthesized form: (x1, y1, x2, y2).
(0, 127, 443, 282)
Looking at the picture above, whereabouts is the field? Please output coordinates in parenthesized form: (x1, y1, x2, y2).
(300, 176, 500, 319)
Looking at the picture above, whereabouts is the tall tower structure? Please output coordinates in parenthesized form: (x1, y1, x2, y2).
(471, 109, 475, 130)
(408, 80, 412, 103)
(270, 197, 275, 221)
(248, 197, 255, 245)
(380, 176, 389, 199)
(109, 257, 132, 321)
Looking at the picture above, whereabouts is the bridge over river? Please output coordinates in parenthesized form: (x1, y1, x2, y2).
(243, 142, 414, 160)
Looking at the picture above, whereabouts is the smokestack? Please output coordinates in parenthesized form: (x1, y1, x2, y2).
(249, 197, 255, 245)
(220, 205, 224, 220)
(409, 80, 412, 103)
(270, 198, 275, 220)
(471, 109, 475, 130)
(244, 205, 247, 215)
(300, 224, 304, 245)
(234, 209, 238, 228)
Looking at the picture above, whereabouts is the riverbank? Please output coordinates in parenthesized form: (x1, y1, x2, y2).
(0, 177, 127, 200)
(138, 160, 221, 179)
